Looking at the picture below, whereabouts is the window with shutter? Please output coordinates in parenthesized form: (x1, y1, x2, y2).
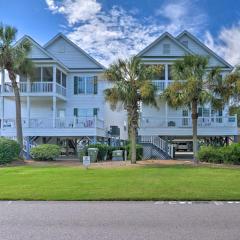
(94, 76, 98, 94)
(73, 108, 78, 117)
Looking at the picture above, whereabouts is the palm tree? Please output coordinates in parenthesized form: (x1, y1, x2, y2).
(0, 24, 34, 156)
(104, 57, 162, 163)
(162, 55, 221, 163)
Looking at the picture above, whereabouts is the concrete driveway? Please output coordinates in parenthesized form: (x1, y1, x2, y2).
(0, 201, 239, 240)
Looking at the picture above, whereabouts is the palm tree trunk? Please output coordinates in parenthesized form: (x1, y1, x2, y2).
(9, 72, 23, 158)
(130, 126, 137, 164)
(192, 100, 198, 164)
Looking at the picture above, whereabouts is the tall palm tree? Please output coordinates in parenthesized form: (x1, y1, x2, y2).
(104, 57, 162, 164)
(162, 55, 221, 163)
(0, 24, 34, 156)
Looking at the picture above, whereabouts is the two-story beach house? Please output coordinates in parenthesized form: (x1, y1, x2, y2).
(137, 31, 238, 159)
(0, 31, 237, 159)
(0, 33, 128, 157)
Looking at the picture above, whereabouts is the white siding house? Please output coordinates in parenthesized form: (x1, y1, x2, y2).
(0, 33, 128, 157)
(137, 31, 237, 158)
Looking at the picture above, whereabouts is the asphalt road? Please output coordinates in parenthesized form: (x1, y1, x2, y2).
(0, 201, 240, 240)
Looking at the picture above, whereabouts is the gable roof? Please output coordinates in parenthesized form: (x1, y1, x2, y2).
(15, 35, 69, 71)
(44, 33, 105, 70)
(176, 30, 233, 69)
(137, 32, 194, 57)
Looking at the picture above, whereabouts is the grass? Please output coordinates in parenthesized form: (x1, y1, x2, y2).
(0, 164, 239, 200)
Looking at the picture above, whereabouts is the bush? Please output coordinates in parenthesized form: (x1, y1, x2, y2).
(197, 146, 223, 163)
(197, 144, 240, 165)
(0, 137, 20, 164)
(30, 144, 60, 161)
(122, 144, 143, 161)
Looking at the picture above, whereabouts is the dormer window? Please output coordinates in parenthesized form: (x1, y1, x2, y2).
(163, 44, 170, 54)
(182, 40, 188, 48)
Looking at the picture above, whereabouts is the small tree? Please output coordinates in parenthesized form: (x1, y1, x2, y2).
(104, 57, 162, 163)
(0, 24, 34, 156)
(162, 55, 222, 163)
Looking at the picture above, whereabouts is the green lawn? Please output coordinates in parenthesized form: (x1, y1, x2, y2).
(0, 165, 239, 200)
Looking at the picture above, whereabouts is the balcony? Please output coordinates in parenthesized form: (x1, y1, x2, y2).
(1, 117, 106, 137)
(1, 82, 66, 98)
(139, 116, 238, 136)
(152, 80, 182, 92)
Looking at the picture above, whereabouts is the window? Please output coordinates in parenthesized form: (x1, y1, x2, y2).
(32, 67, 41, 82)
(42, 67, 53, 82)
(163, 44, 170, 54)
(86, 77, 94, 94)
(152, 65, 165, 80)
(73, 108, 99, 117)
(62, 73, 66, 87)
(20, 74, 27, 82)
(56, 69, 61, 84)
(168, 65, 173, 80)
(198, 107, 210, 117)
(181, 40, 188, 48)
(74, 76, 98, 94)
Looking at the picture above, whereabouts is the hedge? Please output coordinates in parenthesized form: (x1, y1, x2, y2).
(30, 144, 60, 161)
(0, 137, 20, 164)
(197, 143, 240, 165)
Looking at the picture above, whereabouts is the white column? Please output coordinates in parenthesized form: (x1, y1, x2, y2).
(53, 96, 56, 128)
(1, 70, 5, 129)
(27, 96, 30, 127)
(165, 102, 168, 127)
(1, 69, 5, 93)
(165, 64, 168, 87)
(53, 65, 56, 93)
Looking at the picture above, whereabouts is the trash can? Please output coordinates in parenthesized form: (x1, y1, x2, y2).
(78, 149, 86, 162)
(88, 148, 99, 162)
(112, 150, 123, 161)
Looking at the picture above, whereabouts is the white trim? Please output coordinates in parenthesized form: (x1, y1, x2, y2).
(137, 32, 194, 57)
(176, 31, 233, 70)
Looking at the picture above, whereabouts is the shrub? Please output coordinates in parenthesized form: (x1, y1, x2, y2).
(0, 137, 20, 164)
(197, 146, 223, 164)
(88, 144, 109, 161)
(123, 144, 143, 161)
(197, 144, 240, 165)
(30, 144, 60, 161)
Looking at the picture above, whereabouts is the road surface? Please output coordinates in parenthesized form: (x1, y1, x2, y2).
(0, 201, 239, 240)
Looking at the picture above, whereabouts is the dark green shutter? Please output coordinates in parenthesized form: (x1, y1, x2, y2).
(93, 76, 98, 94)
(73, 108, 78, 117)
(93, 108, 98, 116)
(74, 76, 78, 95)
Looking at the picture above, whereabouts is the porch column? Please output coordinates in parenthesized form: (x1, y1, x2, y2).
(53, 96, 56, 128)
(0, 96, 4, 129)
(165, 102, 168, 127)
(1, 70, 5, 129)
(27, 96, 30, 127)
(53, 65, 56, 93)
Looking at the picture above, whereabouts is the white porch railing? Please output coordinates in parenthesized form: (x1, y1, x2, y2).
(140, 116, 237, 128)
(2, 82, 66, 97)
(140, 136, 174, 158)
(2, 117, 105, 129)
(152, 80, 182, 92)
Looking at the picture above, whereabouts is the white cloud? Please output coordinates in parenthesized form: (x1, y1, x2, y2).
(205, 25, 240, 66)
(45, 0, 101, 25)
(46, 0, 206, 65)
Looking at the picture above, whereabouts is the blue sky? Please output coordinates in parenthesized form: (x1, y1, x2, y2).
(1, 0, 240, 65)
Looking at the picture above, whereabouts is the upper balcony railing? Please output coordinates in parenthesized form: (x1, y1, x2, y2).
(1, 82, 66, 97)
(2, 117, 104, 130)
(152, 80, 181, 92)
(140, 116, 237, 128)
